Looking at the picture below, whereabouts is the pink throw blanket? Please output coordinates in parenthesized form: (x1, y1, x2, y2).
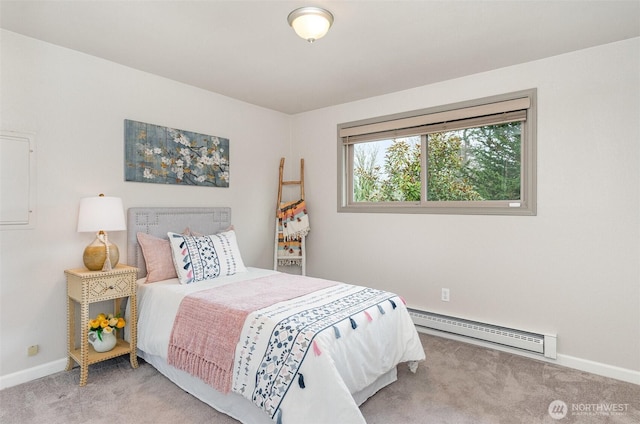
(167, 273, 338, 393)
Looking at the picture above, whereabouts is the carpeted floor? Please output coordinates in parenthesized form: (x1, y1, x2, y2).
(1, 333, 638, 424)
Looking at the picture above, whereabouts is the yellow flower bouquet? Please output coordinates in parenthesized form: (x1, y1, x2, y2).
(88, 313, 126, 341)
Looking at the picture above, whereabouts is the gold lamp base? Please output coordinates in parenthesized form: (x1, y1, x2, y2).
(83, 235, 120, 271)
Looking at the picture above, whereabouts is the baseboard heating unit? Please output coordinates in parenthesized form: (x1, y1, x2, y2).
(408, 309, 557, 359)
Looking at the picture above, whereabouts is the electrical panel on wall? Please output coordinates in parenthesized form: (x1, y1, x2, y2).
(1, 130, 36, 230)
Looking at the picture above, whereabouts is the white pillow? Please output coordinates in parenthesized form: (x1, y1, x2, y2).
(167, 230, 247, 284)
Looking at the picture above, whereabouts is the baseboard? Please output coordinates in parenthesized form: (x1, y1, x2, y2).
(554, 353, 640, 385)
(416, 327, 640, 386)
(0, 358, 68, 390)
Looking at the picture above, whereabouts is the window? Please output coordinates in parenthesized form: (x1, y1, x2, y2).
(337, 89, 536, 215)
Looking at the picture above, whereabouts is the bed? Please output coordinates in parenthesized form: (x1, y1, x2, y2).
(126, 207, 425, 424)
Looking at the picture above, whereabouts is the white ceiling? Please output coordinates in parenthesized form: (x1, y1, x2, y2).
(1, 1, 639, 114)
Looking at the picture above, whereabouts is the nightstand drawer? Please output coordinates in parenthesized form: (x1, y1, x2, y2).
(86, 276, 132, 301)
(65, 266, 136, 302)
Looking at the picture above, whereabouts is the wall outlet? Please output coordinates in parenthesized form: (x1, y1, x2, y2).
(441, 288, 450, 302)
(27, 345, 39, 356)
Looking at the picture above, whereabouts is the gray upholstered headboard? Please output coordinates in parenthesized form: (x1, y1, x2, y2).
(127, 207, 232, 279)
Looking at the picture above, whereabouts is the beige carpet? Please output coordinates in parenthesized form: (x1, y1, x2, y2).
(1, 333, 638, 423)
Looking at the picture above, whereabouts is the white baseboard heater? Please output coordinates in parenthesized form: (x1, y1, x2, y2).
(408, 308, 557, 359)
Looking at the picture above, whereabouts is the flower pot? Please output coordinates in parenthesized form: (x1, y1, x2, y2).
(88, 330, 117, 352)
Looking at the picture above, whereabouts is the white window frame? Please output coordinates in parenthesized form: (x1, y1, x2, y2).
(337, 89, 537, 216)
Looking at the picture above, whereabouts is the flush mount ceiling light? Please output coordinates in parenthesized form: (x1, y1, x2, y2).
(287, 6, 334, 43)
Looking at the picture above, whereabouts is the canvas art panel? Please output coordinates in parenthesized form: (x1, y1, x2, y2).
(124, 120, 229, 187)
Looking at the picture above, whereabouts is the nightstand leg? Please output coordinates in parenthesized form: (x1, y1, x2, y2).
(66, 295, 74, 371)
(130, 353, 139, 369)
(79, 300, 89, 386)
(79, 365, 88, 386)
(129, 292, 138, 369)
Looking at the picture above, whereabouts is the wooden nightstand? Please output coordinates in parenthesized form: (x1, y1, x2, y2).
(65, 264, 139, 386)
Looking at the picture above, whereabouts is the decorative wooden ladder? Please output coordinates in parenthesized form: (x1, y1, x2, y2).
(273, 157, 306, 275)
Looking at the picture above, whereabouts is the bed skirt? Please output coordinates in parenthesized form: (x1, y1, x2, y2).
(138, 349, 398, 424)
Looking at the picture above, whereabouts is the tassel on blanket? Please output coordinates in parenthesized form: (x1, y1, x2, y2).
(276, 409, 283, 424)
(389, 299, 397, 309)
(333, 325, 341, 339)
(298, 373, 306, 389)
(364, 310, 373, 322)
(277, 256, 303, 267)
(400, 296, 407, 305)
(349, 317, 357, 329)
(377, 304, 386, 315)
(312, 340, 322, 356)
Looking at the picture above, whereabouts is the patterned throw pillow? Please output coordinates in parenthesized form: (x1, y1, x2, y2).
(167, 230, 247, 284)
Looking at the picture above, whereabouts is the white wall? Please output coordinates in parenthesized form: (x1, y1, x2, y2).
(0, 30, 290, 381)
(292, 38, 640, 379)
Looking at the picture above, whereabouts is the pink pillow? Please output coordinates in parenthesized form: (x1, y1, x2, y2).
(136, 232, 177, 283)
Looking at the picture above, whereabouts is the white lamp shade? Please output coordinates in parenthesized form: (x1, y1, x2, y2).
(77, 196, 126, 232)
(288, 7, 333, 42)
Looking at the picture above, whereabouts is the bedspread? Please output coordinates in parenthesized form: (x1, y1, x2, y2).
(135, 268, 425, 424)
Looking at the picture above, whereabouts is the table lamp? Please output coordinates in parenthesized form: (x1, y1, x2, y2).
(77, 194, 126, 271)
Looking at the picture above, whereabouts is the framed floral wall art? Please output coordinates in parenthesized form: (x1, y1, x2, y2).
(124, 120, 229, 187)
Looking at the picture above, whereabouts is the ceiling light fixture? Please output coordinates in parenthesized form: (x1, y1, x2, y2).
(287, 6, 334, 43)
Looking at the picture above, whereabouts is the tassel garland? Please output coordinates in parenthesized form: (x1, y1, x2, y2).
(333, 325, 341, 339)
(312, 340, 322, 356)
